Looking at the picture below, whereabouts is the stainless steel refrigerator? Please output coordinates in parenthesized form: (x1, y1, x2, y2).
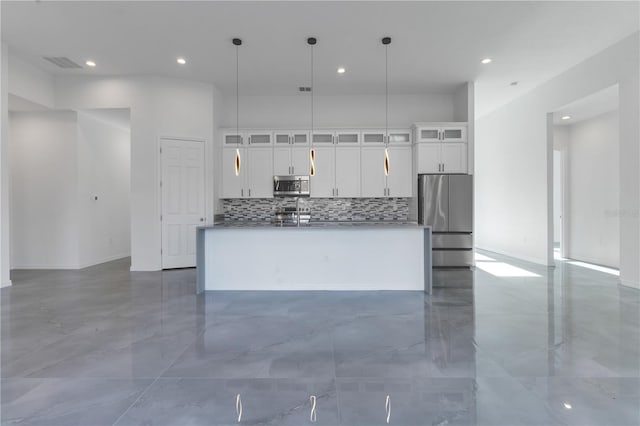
(418, 174, 473, 268)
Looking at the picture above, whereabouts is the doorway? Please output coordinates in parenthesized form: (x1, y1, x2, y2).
(160, 138, 206, 269)
(549, 85, 620, 270)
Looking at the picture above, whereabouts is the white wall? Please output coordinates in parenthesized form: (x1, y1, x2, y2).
(553, 150, 562, 244)
(9, 111, 81, 268)
(567, 111, 619, 268)
(7, 52, 55, 109)
(475, 32, 639, 288)
(1, 43, 11, 286)
(220, 93, 454, 129)
(77, 111, 131, 267)
(55, 76, 215, 270)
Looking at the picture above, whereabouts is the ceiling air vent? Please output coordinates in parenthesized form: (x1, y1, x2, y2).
(42, 56, 82, 69)
(298, 87, 312, 92)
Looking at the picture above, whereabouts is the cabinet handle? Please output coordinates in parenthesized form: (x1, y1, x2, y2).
(248, 189, 251, 197)
(388, 188, 390, 197)
(336, 188, 339, 196)
(442, 163, 445, 172)
(241, 188, 244, 197)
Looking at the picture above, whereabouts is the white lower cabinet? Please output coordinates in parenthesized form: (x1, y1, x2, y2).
(416, 142, 467, 174)
(361, 146, 412, 197)
(310, 147, 335, 197)
(222, 147, 273, 198)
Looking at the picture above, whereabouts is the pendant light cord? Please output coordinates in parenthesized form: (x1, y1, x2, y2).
(236, 44, 239, 146)
(310, 43, 314, 147)
(385, 44, 388, 147)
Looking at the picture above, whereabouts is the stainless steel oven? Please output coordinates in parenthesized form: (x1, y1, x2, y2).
(273, 175, 310, 197)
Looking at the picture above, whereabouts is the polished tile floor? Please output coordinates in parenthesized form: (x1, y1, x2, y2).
(1, 252, 639, 425)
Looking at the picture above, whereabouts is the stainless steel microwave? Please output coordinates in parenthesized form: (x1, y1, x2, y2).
(273, 175, 310, 197)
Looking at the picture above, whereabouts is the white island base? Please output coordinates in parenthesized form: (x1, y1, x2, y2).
(196, 224, 432, 293)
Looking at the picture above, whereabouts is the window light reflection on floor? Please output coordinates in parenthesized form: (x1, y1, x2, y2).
(476, 261, 541, 278)
(474, 253, 496, 262)
(567, 261, 619, 276)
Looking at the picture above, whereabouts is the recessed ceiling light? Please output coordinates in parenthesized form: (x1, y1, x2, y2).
(563, 403, 572, 410)
(481, 58, 492, 64)
(337, 67, 346, 74)
(561, 115, 572, 120)
(85, 60, 96, 67)
(177, 57, 187, 65)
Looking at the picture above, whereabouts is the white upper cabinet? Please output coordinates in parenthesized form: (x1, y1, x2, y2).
(222, 147, 273, 198)
(310, 146, 335, 197)
(386, 147, 412, 197)
(334, 147, 361, 197)
(273, 147, 291, 176)
(361, 129, 411, 145)
(312, 132, 335, 145)
(388, 129, 412, 145)
(360, 147, 387, 198)
(413, 123, 467, 143)
(416, 142, 467, 174)
(291, 147, 310, 175)
(361, 131, 385, 145)
(246, 148, 273, 198)
(222, 147, 246, 198)
(440, 143, 467, 173)
(247, 131, 273, 146)
(416, 143, 441, 174)
(223, 131, 246, 146)
(361, 146, 412, 197)
(335, 131, 360, 145)
(274, 131, 309, 146)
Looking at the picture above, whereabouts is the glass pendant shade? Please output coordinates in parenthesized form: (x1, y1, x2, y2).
(309, 148, 316, 176)
(235, 147, 241, 176)
(384, 147, 390, 176)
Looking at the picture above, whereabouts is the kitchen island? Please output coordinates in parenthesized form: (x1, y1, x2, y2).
(196, 222, 432, 294)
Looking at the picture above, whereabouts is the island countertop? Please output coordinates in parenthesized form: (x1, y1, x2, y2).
(196, 222, 432, 294)
(197, 221, 423, 229)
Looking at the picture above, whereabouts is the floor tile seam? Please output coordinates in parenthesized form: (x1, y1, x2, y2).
(110, 376, 159, 426)
(111, 326, 208, 425)
(156, 325, 209, 380)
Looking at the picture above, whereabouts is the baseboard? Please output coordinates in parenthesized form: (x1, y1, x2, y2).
(130, 263, 162, 272)
(77, 253, 130, 269)
(12, 264, 83, 270)
(12, 254, 130, 271)
(620, 279, 640, 290)
(475, 246, 552, 267)
(1, 279, 12, 287)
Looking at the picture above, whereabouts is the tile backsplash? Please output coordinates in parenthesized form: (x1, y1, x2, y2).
(223, 198, 410, 222)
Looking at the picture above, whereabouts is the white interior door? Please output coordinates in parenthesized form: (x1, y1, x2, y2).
(161, 139, 205, 269)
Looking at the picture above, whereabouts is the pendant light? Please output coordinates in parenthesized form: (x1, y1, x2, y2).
(233, 38, 242, 176)
(382, 36, 391, 177)
(308, 37, 317, 176)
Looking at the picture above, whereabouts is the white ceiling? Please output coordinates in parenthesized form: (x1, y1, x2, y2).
(2, 1, 638, 117)
(554, 85, 619, 126)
